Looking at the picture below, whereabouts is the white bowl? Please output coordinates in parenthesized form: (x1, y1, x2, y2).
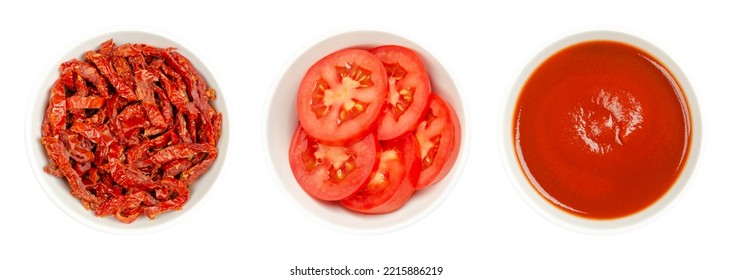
(500, 30, 702, 234)
(25, 27, 229, 234)
(264, 29, 469, 234)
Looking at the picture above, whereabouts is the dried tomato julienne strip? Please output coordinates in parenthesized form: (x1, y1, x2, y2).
(144, 179, 189, 219)
(85, 51, 136, 100)
(162, 50, 217, 144)
(99, 39, 115, 57)
(58, 66, 75, 90)
(211, 113, 223, 147)
(138, 143, 214, 168)
(41, 39, 222, 223)
(128, 53, 147, 72)
(63, 59, 110, 98)
(152, 81, 174, 126)
(180, 145, 218, 186)
(43, 80, 66, 137)
(69, 121, 114, 144)
(44, 164, 64, 177)
(41, 137, 98, 206)
(162, 64, 201, 116)
(73, 72, 88, 97)
(134, 69, 167, 128)
(162, 159, 194, 178)
(115, 103, 147, 136)
(112, 56, 135, 90)
(58, 130, 94, 163)
(66, 96, 105, 109)
(175, 113, 193, 144)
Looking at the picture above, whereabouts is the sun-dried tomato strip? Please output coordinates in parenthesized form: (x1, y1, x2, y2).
(73, 161, 92, 175)
(125, 141, 155, 166)
(149, 58, 164, 70)
(41, 39, 222, 223)
(41, 137, 98, 205)
(162, 50, 214, 126)
(112, 43, 139, 57)
(127, 130, 179, 166)
(84, 108, 107, 126)
(162, 159, 194, 178)
(64, 59, 110, 98)
(105, 141, 125, 163)
(161, 64, 200, 115)
(73, 72, 88, 97)
(152, 83, 174, 126)
(87, 167, 100, 183)
(144, 178, 188, 219)
(115, 103, 147, 134)
(91, 183, 121, 211)
(59, 130, 94, 163)
(211, 113, 223, 146)
(44, 164, 64, 177)
(139, 44, 165, 57)
(188, 116, 199, 143)
(138, 143, 213, 167)
(70, 121, 114, 144)
(109, 162, 156, 190)
(66, 96, 105, 109)
(99, 39, 115, 57)
(112, 56, 135, 90)
(85, 51, 136, 100)
(43, 80, 66, 136)
(176, 113, 193, 144)
(101, 190, 156, 224)
(180, 144, 218, 186)
(134, 69, 167, 129)
(128, 54, 147, 72)
(58, 65, 75, 89)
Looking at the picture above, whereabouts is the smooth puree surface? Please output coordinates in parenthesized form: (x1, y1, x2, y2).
(514, 41, 691, 219)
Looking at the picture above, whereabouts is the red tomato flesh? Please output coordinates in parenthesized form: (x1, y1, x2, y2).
(289, 126, 379, 201)
(341, 135, 421, 214)
(370, 45, 432, 141)
(414, 94, 460, 190)
(297, 48, 388, 145)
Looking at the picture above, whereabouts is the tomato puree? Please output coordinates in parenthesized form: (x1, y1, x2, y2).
(514, 41, 691, 219)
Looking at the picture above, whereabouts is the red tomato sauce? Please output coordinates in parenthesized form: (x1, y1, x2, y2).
(513, 41, 692, 219)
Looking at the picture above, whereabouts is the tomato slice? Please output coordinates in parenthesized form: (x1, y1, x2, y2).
(341, 135, 420, 214)
(370, 45, 431, 141)
(297, 48, 388, 145)
(414, 94, 460, 190)
(289, 125, 379, 201)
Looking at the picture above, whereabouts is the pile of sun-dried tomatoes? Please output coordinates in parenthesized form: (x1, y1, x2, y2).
(41, 39, 222, 223)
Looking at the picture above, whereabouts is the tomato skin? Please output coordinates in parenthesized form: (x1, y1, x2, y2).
(370, 45, 432, 141)
(341, 135, 421, 214)
(289, 126, 379, 201)
(414, 94, 460, 190)
(296, 48, 388, 146)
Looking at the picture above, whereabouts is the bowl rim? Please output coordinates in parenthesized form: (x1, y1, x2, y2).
(263, 27, 471, 235)
(499, 28, 703, 234)
(25, 25, 229, 235)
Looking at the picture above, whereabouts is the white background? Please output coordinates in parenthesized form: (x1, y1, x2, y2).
(2, 1, 730, 279)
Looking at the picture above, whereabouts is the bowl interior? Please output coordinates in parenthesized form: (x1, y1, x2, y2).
(265, 30, 468, 234)
(26, 29, 229, 234)
(501, 30, 701, 234)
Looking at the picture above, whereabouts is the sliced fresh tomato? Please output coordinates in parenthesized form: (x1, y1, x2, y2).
(414, 94, 460, 190)
(341, 135, 420, 214)
(289, 125, 379, 201)
(370, 45, 432, 141)
(297, 48, 388, 145)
